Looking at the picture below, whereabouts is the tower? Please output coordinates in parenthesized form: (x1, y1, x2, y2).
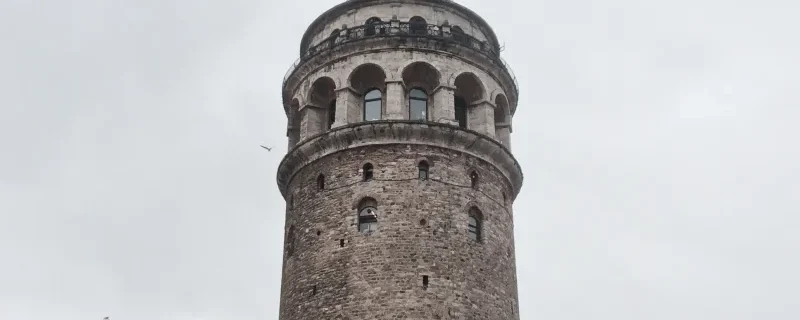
(276, 0, 521, 318)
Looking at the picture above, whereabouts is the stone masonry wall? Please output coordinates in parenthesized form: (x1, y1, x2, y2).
(280, 144, 519, 319)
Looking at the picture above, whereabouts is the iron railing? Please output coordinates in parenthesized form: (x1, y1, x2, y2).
(282, 22, 518, 97)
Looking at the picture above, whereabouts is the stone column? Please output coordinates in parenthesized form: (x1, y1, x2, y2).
(384, 81, 405, 120)
(432, 85, 457, 125)
(300, 105, 325, 140)
(467, 100, 496, 137)
(495, 123, 511, 150)
(333, 87, 361, 128)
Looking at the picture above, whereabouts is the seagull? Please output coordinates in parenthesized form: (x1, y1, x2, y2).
(260, 145, 272, 152)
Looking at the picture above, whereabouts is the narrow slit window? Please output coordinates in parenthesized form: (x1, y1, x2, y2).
(418, 161, 429, 180)
(317, 174, 325, 190)
(363, 163, 374, 181)
(422, 275, 429, 289)
(468, 207, 483, 242)
(470, 171, 479, 189)
(286, 225, 296, 257)
(327, 99, 336, 130)
(455, 96, 468, 128)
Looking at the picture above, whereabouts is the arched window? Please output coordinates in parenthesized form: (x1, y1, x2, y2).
(409, 88, 428, 121)
(455, 96, 468, 128)
(409, 16, 427, 35)
(470, 171, 479, 189)
(327, 99, 336, 130)
(363, 163, 374, 181)
(365, 17, 383, 36)
(364, 89, 382, 121)
(418, 161, 429, 180)
(358, 198, 379, 233)
(286, 225, 296, 256)
(317, 174, 325, 190)
(468, 207, 482, 242)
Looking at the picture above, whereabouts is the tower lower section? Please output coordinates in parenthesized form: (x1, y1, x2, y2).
(277, 122, 522, 319)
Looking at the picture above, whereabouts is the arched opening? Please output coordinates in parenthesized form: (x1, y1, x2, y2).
(363, 163, 374, 181)
(451, 25, 465, 43)
(286, 225, 296, 256)
(402, 62, 440, 121)
(317, 174, 325, 190)
(468, 207, 483, 242)
(469, 171, 479, 189)
(365, 17, 384, 36)
(453, 73, 485, 130)
(358, 197, 379, 234)
(328, 29, 340, 48)
(308, 77, 337, 132)
(409, 16, 427, 35)
(495, 94, 511, 147)
(288, 99, 301, 147)
(418, 160, 429, 180)
(495, 94, 509, 124)
(349, 64, 387, 121)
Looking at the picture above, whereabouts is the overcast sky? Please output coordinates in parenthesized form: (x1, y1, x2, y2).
(1, 0, 798, 319)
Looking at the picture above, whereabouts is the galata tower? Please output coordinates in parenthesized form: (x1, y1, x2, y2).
(276, 0, 521, 318)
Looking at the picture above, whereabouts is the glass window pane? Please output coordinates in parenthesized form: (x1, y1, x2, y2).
(410, 89, 426, 99)
(410, 99, 427, 120)
(365, 100, 381, 121)
(365, 89, 381, 100)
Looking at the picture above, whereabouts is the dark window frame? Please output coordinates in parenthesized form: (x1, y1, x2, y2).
(455, 96, 468, 128)
(363, 88, 383, 121)
(363, 163, 374, 181)
(358, 198, 379, 234)
(317, 174, 325, 190)
(418, 160, 429, 180)
(408, 88, 428, 121)
(467, 208, 483, 242)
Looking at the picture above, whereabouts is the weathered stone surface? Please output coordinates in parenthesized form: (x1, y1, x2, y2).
(280, 143, 519, 320)
(277, 1, 521, 319)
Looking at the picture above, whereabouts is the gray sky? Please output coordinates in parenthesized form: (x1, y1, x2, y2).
(1, 0, 798, 319)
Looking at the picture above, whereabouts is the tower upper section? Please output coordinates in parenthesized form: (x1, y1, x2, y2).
(279, 0, 521, 196)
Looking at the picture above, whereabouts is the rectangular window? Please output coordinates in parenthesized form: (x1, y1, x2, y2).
(410, 99, 427, 121)
(364, 100, 382, 121)
(455, 97, 468, 128)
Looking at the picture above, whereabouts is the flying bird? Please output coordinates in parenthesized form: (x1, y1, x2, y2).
(260, 145, 272, 151)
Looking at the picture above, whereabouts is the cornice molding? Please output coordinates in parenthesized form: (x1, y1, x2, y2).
(277, 120, 523, 199)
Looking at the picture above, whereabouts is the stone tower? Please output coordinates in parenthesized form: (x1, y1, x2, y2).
(276, 0, 522, 319)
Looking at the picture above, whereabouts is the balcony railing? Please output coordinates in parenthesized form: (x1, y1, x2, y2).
(283, 21, 518, 97)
